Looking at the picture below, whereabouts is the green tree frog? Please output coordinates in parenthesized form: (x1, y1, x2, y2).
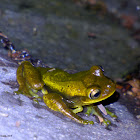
(16, 61, 117, 126)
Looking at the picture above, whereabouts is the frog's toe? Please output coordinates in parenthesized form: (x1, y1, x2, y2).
(105, 122, 117, 131)
(14, 90, 20, 95)
(83, 120, 94, 125)
(85, 111, 91, 116)
(14, 90, 29, 97)
(33, 97, 42, 104)
(108, 112, 119, 122)
(112, 115, 118, 121)
(106, 108, 117, 119)
(110, 112, 117, 120)
(102, 118, 111, 127)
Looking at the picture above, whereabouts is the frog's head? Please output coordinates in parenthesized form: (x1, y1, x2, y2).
(82, 66, 116, 105)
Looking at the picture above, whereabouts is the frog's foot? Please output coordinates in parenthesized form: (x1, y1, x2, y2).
(106, 108, 118, 120)
(43, 93, 94, 125)
(14, 89, 31, 97)
(15, 85, 41, 103)
(85, 105, 114, 127)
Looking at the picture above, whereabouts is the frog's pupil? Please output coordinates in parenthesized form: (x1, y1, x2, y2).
(94, 92, 100, 98)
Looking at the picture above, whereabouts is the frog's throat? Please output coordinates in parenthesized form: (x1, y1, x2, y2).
(83, 89, 115, 105)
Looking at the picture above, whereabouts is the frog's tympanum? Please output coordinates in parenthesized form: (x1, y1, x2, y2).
(16, 61, 117, 126)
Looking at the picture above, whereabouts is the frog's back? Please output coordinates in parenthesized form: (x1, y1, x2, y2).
(42, 68, 87, 97)
(42, 68, 70, 81)
(43, 68, 89, 82)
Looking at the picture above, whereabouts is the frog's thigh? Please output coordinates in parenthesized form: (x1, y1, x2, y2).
(43, 93, 93, 125)
(43, 93, 64, 112)
(16, 63, 30, 96)
(16, 62, 25, 86)
(22, 61, 44, 90)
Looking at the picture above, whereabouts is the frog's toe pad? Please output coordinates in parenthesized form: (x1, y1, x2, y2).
(102, 119, 111, 126)
(83, 120, 94, 125)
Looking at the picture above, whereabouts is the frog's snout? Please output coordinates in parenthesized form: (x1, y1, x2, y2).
(103, 80, 116, 97)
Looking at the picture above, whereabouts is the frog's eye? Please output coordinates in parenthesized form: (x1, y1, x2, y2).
(89, 89, 101, 99)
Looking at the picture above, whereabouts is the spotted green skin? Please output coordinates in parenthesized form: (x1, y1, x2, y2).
(16, 61, 116, 125)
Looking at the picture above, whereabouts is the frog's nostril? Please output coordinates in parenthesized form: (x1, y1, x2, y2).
(107, 85, 111, 88)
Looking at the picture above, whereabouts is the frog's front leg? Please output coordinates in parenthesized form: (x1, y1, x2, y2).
(85, 105, 117, 127)
(16, 61, 44, 99)
(43, 93, 93, 125)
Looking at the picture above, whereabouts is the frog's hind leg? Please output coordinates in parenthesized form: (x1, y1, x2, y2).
(15, 62, 31, 97)
(16, 61, 44, 99)
(43, 93, 94, 125)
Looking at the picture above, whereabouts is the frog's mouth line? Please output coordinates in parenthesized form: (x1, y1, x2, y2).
(83, 89, 116, 105)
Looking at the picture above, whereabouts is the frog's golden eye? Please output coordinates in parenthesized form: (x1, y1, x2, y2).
(89, 89, 101, 99)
